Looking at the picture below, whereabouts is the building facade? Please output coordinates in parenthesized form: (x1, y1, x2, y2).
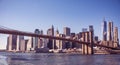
(102, 20, 107, 41)
(16, 35, 24, 51)
(27, 37, 33, 51)
(47, 25, 54, 49)
(63, 27, 70, 36)
(56, 34, 65, 49)
(108, 22, 113, 41)
(113, 27, 119, 47)
(33, 29, 40, 49)
(7, 35, 17, 51)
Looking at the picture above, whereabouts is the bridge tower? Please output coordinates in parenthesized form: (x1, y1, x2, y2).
(81, 32, 85, 54)
(81, 31, 94, 54)
(89, 31, 94, 54)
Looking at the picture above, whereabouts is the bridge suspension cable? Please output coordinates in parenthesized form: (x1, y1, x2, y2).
(0, 25, 33, 34)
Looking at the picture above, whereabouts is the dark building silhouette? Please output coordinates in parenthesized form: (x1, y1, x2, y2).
(89, 25, 94, 32)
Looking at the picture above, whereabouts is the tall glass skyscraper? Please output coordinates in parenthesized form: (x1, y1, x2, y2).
(102, 20, 107, 41)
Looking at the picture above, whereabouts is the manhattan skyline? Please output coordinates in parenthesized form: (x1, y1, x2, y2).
(0, 0, 120, 49)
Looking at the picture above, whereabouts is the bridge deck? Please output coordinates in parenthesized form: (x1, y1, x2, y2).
(0, 29, 119, 50)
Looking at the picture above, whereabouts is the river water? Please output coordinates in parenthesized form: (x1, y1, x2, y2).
(0, 52, 120, 65)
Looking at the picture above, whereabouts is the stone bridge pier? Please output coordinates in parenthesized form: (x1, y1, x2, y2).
(82, 31, 94, 54)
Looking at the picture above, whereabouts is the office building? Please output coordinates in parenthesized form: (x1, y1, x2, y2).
(47, 25, 54, 36)
(47, 25, 54, 49)
(65, 36, 72, 49)
(38, 30, 44, 48)
(63, 27, 70, 36)
(55, 29, 59, 35)
(71, 33, 76, 48)
(33, 29, 40, 49)
(56, 34, 65, 49)
(16, 35, 24, 51)
(82, 28, 87, 32)
(89, 25, 94, 44)
(63, 27, 71, 49)
(40, 30, 43, 35)
(94, 36, 98, 41)
(94, 36, 98, 44)
(27, 37, 33, 51)
(20, 39, 26, 52)
(114, 27, 119, 47)
(108, 22, 113, 41)
(102, 20, 107, 41)
(89, 25, 94, 32)
(38, 38, 43, 48)
(76, 33, 82, 48)
(7, 35, 17, 51)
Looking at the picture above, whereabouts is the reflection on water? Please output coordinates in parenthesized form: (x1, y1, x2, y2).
(0, 55, 8, 65)
(0, 52, 120, 65)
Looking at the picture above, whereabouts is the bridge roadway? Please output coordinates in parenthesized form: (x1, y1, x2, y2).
(0, 29, 119, 50)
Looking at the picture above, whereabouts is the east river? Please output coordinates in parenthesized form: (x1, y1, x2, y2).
(0, 52, 120, 65)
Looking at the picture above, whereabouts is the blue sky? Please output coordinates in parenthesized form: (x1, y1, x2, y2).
(0, 0, 120, 49)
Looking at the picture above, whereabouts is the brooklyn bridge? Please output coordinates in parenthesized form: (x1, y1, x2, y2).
(0, 25, 120, 54)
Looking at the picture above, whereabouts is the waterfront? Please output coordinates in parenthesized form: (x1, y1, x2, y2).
(0, 52, 120, 65)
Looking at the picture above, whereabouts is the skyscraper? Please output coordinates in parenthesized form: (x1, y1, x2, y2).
(33, 29, 40, 49)
(55, 29, 59, 35)
(82, 28, 87, 32)
(52, 25, 54, 36)
(63, 27, 70, 36)
(38, 30, 44, 48)
(63, 27, 71, 49)
(40, 30, 43, 35)
(89, 25, 94, 32)
(102, 20, 107, 41)
(89, 25, 94, 41)
(47, 25, 54, 49)
(108, 22, 113, 41)
(47, 25, 54, 36)
(114, 27, 119, 47)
